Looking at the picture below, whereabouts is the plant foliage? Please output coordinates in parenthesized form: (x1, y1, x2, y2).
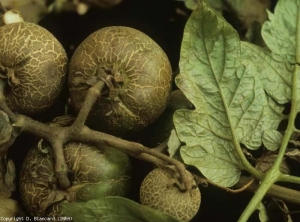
(174, 0, 289, 187)
(60, 196, 181, 222)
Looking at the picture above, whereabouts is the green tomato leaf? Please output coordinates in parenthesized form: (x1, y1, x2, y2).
(60, 196, 181, 222)
(167, 129, 181, 158)
(262, 0, 299, 64)
(183, 0, 224, 12)
(174, 0, 285, 187)
(262, 130, 283, 151)
(241, 42, 292, 104)
(175, 0, 242, 187)
(184, 0, 199, 10)
(206, 0, 223, 12)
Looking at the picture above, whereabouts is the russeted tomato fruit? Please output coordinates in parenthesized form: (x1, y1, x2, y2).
(140, 166, 201, 222)
(68, 26, 172, 136)
(20, 140, 132, 217)
(0, 22, 67, 114)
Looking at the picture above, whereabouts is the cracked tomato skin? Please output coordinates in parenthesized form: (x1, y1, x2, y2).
(20, 141, 132, 217)
(68, 26, 172, 136)
(0, 22, 67, 115)
(140, 167, 201, 222)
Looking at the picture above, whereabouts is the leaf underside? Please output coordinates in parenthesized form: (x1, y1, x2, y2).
(262, 0, 300, 64)
(174, 0, 286, 187)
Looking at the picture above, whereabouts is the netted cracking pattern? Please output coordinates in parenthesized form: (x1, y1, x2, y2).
(140, 167, 201, 222)
(20, 142, 131, 217)
(0, 22, 67, 114)
(68, 26, 172, 135)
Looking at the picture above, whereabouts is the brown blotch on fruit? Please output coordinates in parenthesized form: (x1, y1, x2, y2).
(68, 26, 172, 136)
(140, 166, 201, 222)
(0, 22, 67, 115)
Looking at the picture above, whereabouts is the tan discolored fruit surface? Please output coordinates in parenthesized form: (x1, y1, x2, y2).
(0, 22, 67, 114)
(20, 141, 132, 217)
(68, 26, 172, 135)
(140, 167, 201, 222)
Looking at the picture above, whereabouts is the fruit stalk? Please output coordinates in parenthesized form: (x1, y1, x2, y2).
(0, 78, 193, 192)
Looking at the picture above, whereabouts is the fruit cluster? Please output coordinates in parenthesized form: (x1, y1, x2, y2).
(0, 20, 200, 222)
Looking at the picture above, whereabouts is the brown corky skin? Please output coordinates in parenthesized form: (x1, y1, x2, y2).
(68, 26, 172, 135)
(20, 142, 132, 217)
(140, 167, 201, 222)
(0, 22, 67, 114)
